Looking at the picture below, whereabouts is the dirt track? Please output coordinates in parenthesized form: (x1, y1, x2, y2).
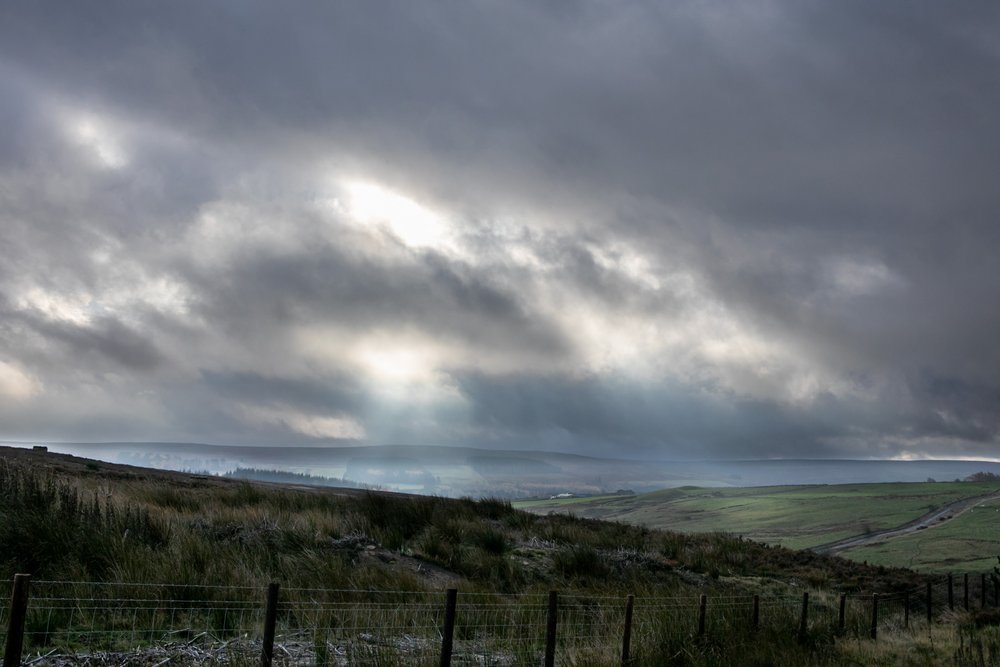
(811, 489, 1000, 555)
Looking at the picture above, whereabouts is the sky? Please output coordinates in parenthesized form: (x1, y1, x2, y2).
(2, 2, 1000, 461)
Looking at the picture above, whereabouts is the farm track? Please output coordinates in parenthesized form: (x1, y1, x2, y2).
(810, 489, 1000, 555)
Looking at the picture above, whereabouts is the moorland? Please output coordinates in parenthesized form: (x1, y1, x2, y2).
(2, 445, 1000, 665)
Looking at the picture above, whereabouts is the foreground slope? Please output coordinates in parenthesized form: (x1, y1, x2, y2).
(4, 445, 1000, 665)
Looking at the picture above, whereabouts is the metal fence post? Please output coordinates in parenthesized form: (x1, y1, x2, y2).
(440, 588, 457, 667)
(620, 594, 634, 666)
(926, 581, 932, 624)
(949, 574, 954, 610)
(870, 593, 879, 641)
(798, 592, 809, 642)
(261, 583, 280, 667)
(545, 591, 558, 667)
(838, 593, 846, 633)
(964, 573, 969, 611)
(982, 574, 987, 609)
(3, 574, 31, 667)
(904, 591, 910, 628)
(752, 594, 760, 632)
(697, 594, 707, 637)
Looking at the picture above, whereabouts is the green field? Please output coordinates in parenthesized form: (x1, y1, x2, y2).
(515, 482, 1000, 569)
(843, 496, 1000, 572)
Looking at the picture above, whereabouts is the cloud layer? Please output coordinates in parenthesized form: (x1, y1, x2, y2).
(2, 1, 1000, 459)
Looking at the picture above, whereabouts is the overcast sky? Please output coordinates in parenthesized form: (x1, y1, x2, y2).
(2, 2, 1000, 460)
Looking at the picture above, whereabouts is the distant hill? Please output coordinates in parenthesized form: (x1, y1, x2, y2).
(6, 440, 1000, 498)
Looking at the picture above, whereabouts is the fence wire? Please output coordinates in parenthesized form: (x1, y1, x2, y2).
(1, 576, 993, 666)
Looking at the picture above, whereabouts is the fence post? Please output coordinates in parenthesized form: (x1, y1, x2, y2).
(926, 581, 932, 624)
(545, 590, 557, 667)
(904, 591, 910, 628)
(620, 594, 634, 666)
(261, 582, 280, 667)
(752, 594, 760, 632)
(838, 593, 846, 633)
(798, 592, 809, 642)
(440, 588, 457, 667)
(964, 573, 969, 611)
(994, 575, 999, 608)
(948, 574, 954, 610)
(982, 574, 987, 609)
(697, 594, 707, 637)
(3, 574, 31, 667)
(870, 593, 878, 641)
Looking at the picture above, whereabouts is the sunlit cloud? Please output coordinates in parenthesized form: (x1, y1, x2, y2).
(238, 405, 367, 440)
(0, 361, 40, 400)
(16, 287, 94, 325)
(341, 180, 454, 250)
(824, 257, 903, 297)
(63, 112, 128, 169)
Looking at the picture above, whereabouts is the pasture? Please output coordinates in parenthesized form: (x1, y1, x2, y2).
(515, 481, 1000, 570)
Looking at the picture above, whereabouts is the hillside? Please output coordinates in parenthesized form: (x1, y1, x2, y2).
(1, 445, 998, 665)
(13, 441, 1000, 498)
(515, 481, 1000, 571)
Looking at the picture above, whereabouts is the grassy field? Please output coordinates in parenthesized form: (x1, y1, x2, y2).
(842, 496, 1000, 572)
(515, 482, 1000, 560)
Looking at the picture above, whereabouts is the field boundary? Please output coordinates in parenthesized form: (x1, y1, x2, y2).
(3, 573, 999, 666)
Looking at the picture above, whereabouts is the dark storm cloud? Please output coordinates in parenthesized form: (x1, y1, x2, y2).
(179, 241, 568, 359)
(1, 1, 1000, 457)
(452, 371, 857, 459)
(21, 312, 164, 371)
(200, 371, 363, 415)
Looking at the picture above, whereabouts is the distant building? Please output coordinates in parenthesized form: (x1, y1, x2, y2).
(32, 445, 48, 453)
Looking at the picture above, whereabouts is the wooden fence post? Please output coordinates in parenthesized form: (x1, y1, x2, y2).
(697, 594, 707, 637)
(964, 573, 969, 611)
(926, 581, 932, 624)
(838, 593, 846, 633)
(261, 583, 280, 667)
(620, 594, 634, 666)
(904, 591, 909, 628)
(870, 593, 879, 641)
(544, 591, 558, 667)
(948, 574, 954, 610)
(3, 574, 31, 667)
(440, 588, 457, 667)
(752, 594, 760, 632)
(798, 592, 809, 642)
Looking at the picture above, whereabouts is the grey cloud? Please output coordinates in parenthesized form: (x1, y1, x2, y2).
(16, 311, 164, 371)
(1, 2, 999, 458)
(179, 237, 570, 361)
(451, 371, 855, 459)
(200, 370, 363, 416)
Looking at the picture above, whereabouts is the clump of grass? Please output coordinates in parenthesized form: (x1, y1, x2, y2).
(469, 524, 508, 555)
(0, 460, 168, 578)
(351, 492, 440, 550)
(553, 545, 609, 581)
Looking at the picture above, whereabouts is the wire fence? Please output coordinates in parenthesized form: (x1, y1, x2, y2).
(0, 574, 996, 666)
